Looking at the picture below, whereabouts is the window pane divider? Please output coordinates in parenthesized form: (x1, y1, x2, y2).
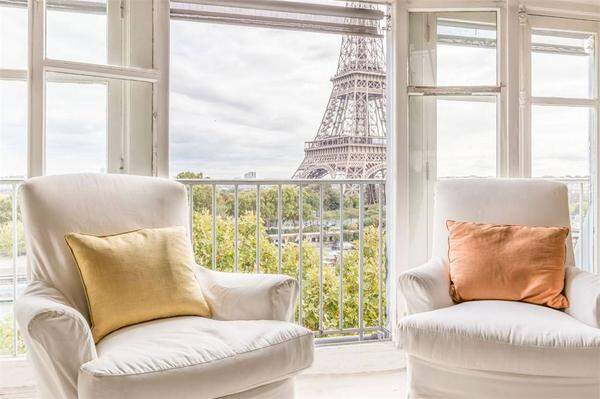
(169, 8, 382, 38)
(408, 85, 501, 96)
(44, 58, 160, 83)
(531, 96, 598, 107)
(0, 69, 27, 81)
(178, 0, 385, 21)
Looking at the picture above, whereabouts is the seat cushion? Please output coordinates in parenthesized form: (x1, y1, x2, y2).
(399, 301, 600, 378)
(78, 316, 313, 399)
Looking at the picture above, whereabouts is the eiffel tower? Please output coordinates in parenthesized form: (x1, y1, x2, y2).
(293, 5, 387, 180)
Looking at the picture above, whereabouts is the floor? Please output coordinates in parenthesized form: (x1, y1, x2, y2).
(297, 369, 407, 399)
(0, 341, 407, 399)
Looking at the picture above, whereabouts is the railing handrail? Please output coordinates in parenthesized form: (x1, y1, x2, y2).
(538, 176, 590, 183)
(176, 178, 386, 185)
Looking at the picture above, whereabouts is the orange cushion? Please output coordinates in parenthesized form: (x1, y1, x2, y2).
(446, 220, 570, 309)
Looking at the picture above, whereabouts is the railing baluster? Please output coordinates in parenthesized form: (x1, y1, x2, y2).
(358, 183, 364, 340)
(12, 183, 18, 356)
(318, 184, 324, 334)
(187, 185, 194, 246)
(579, 181, 584, 267)
(211, 184, 217, 270)
(277, 184, 283, 274)
(377, 183, 383, 329)
(234, 184, 239, 273)
(339, 183, 344, 331)
(256, 184, 261, 273)
(298, 184, 303, 326)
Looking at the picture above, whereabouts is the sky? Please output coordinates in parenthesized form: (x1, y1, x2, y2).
(0, 6, 595, 180)
(169, 21, 340, 178)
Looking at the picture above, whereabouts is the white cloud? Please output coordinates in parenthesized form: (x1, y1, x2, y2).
(169, 21, 340, 178)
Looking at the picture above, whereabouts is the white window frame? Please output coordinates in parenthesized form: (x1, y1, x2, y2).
(27, 0, 162, 177)
(0, 1, 28, 179)
(519, 10, 600, 272)
(405, 5, 506, 264)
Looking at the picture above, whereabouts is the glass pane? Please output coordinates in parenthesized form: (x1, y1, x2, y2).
(169, 21, 342, 179)
(46, 0, 108, 65)
(0, 81, 27, 179)
(0, 4, 27, 69)
(436, 13, 497, 86)
(531, 30, 595, 98)
(45, 73, 153, 175)
(409, 11, 497, 86)
(45, 74, 108, 175)
(531, 105, 594, 270)
(437, 97, 497, 178)
(531, 106, 591, 177)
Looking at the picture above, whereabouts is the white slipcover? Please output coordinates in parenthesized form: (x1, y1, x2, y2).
(15, 173, 314, 399)
(399, 179, 600, 399)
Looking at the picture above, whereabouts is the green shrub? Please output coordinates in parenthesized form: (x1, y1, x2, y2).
(0, 221, 25, 257)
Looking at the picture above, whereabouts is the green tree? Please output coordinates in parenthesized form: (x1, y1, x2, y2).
(190, 208, 387, 333)
(0, 221, 25, 257)
(0, 314, 26, 355)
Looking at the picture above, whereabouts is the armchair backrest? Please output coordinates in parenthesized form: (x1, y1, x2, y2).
(20, 173, 189, 319)
(432, 179, 574, 266)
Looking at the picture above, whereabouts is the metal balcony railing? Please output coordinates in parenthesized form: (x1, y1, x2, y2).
(0, 179, 25, 358)
(0, 175, 589, 357)
(541, 177, 590, 269)
(177, 178, 389, 344)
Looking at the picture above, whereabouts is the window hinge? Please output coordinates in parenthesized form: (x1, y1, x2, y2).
(120, 0, 125, 19)
(518, 6, 528, 26)
(119, 157, 125, 172)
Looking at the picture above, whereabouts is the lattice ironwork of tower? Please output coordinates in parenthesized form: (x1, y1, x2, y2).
(293, 6, 387, 180)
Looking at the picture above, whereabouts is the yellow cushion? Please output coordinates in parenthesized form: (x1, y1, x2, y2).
(65, 226, 211, 343)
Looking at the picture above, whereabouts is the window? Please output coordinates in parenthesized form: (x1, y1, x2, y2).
(526, 15, 599, 271)
(45, 75, 108, 175)
(0, 3, 28, 179)
(169, 22, 340, 179)
(46, 0, 108, 65)
(0, 81, 27, 179)
(0, 0, 158, 358)
(169, 1, 387, 180)
(531, 30, 594, 99)
(408, 11, 501, 263)
(0, 1, 28, 356)
(437, 97, 497, 179)
(169, 1, 390, 340)
(30, 0, 158, 176)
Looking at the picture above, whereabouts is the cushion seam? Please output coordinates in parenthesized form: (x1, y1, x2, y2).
(80, 330, 313, 378)
(399, 324, 600, 349)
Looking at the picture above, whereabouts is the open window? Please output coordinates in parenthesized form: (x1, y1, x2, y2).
(407, 11, 501, 264)
(524, 15, 599, 271)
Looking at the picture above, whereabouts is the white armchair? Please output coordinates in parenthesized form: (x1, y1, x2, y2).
(398, 179, 600, 399)
(15, 173, 313, 399)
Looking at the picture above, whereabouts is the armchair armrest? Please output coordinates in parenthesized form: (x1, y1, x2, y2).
(398, 257, 454, 316)
(195, 265, 299, 322)
(15, 280, 96, 399)
(564, 266, 600, 328)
